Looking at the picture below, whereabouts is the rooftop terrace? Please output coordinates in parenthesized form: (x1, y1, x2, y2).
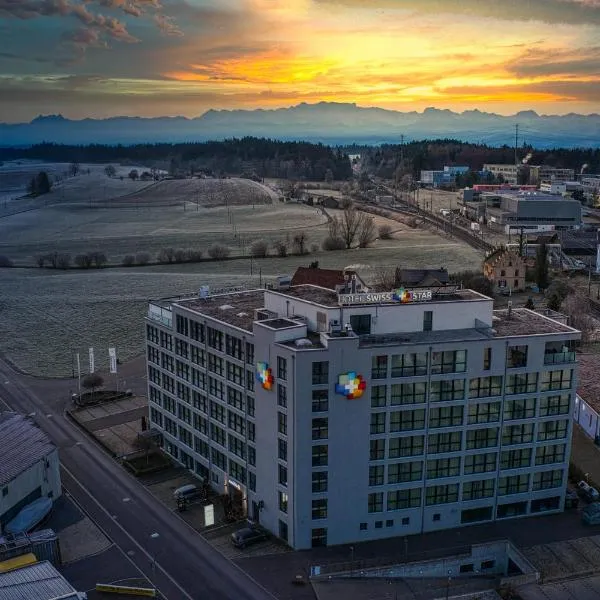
(492, 308, 579, 337)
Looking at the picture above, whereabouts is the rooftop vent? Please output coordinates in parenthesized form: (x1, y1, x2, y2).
(219, 304, 234, 311)
(294, 338, 313, 347)
(237, 312, 249, 317)
(199, 285, 210, 298)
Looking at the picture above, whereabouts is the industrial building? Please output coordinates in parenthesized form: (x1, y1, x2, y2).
(146, 282, 580, 550)
(0, 561, 83, 599)
(464, 190, 582, 234)
(483, 165, 576, 187)
(0, 413, 61, 533)
(420, 166, 469, 188)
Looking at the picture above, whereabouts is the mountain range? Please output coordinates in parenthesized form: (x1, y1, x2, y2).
(1, 102, 599, 148)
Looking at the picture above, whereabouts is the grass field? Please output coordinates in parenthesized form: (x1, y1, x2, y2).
(0, 177, 484, 377)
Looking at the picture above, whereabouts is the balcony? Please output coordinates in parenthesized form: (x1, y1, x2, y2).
(544, 351, 576, 365)
(148, 302, 173, 328)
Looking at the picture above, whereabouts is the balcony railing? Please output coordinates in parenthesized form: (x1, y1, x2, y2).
(544, 351, 576, 365)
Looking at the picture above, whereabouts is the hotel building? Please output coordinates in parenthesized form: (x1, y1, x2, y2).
(146, 283, 580, 550)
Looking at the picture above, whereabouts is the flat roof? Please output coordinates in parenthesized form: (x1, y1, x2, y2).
(0, 413, 56, 487)
(492, 308, 580, 337)
(577, 353, 600, 412)
(0, 561, 79, 600)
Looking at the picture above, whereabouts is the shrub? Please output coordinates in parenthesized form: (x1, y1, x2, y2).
(74, 253, 93, 268)
(292, 231, 308, 255)
(207, 244, 230, 260)
(322, 236, 346, 251)
(35, 255, 45, 267)
(122, 254, 136, 267)
(56, 253, 71, 269)
(89, 251, 107, 268)
(136, 252, 151, 265)
(273, 240, 288, 257)
(0, 255, 13, 267)
(379, 224, 393, 239)
(250, 240, 269, 258)
(406, 217, 418, 228)
(173, 249, 187, 263)
(310, 243, 320, 254)
(187, 249, 203, 262)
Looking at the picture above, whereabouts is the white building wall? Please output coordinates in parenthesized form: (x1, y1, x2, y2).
(574, 394, 600, 440)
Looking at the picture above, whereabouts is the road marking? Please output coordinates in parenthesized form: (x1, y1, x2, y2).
(3, 380, 9, 384)
(123, 497, 131, 502)
(46, 413, 53, 418)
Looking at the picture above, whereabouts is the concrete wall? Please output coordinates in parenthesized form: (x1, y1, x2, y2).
(574, 394, 600, 441)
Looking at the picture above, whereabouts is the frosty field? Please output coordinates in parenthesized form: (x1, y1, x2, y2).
(0, 176, 483, 377)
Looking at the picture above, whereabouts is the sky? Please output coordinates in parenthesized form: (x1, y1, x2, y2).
(1, 0, 600, 122)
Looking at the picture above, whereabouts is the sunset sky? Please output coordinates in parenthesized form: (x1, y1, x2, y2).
(1, 0, 599, 122)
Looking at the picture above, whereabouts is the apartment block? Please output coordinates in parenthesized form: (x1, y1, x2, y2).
(146, 283, 580, 550)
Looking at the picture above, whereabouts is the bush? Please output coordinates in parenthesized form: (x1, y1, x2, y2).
(406, 217, 418, 228)
(207, 244, 230, 260)
(379, 224, 393, 239)
(451, 270, 494, 297)
(250, 240, 269, 258)
(0, 255, 13, 267)
(56, 253, 71, 269)
(122, 254, 136, 267)
(322, 236, 346, 251)
(273, 240, 288, 257)
(136, 252, 151, 265)
(89, 251, 107, 268)
(74, 253, 93, 268)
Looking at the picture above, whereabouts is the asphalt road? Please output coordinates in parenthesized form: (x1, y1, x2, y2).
(0, 356, 276, 600)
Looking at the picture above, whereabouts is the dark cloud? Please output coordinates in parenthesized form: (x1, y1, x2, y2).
(507, 47, 600, 77)
(314, 0, 600, 26)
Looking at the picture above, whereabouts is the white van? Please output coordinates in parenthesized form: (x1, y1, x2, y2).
(173, 484, 199, 500)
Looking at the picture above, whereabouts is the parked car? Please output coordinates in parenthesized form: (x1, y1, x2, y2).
(173, 484, 199, 501)
(578, 480, 600, 502)
(565, 488, 579, 509)
(231, 527, 267, 549)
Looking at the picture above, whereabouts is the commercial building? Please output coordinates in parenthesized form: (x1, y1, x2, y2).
(420, 166, 470, 188)
(469, 190, 582, 234)
(529, 166, 575, 185)
(146, 282, 581, 550)
(0, 561, 82, 599)
(483, 164, 519, 185)
(0, 413, 61, 533)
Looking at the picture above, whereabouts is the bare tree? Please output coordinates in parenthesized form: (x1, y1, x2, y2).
(562, 292, 594, 343)
(89, 251, 107, 268)
(273, 239, 289, 257)
(122, 254, 135, 266)
(35, 255, 46, 267)
(75, 253, 93, 268)
(372, 267, 397, 291)
(136, 252, 151, 265)
(357, 215, 376, 248)
(56, 253, 71, 269)
(378, 224, 393, 239)
(128, 169, 139, 181)
(69, 161, 80, 177)
(157, 248, 176, 263)
(250, 240, 268, 258)
(104, 164, 116, 178)
(292, 231, 308, 255)
(207, 244, 231, 259)
(329, 206, 367, 249)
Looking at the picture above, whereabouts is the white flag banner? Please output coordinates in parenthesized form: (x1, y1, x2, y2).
(109, 347, 117, 374)
(89, 347, 95, 374)
(76, 353, 81, 377)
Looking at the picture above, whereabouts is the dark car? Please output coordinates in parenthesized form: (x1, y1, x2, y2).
(230, 527, 267, 549)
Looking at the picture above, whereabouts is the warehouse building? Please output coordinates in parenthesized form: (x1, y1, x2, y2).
(0, 413, 61, 533)
(0, 561, 82, 599)
(146, 283, 580, 550)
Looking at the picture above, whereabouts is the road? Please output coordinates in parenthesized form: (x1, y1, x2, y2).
(0, 356, 276, 600)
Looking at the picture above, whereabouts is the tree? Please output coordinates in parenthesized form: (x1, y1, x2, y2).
(157, 248, 176, 263)
(128, 169, 139, 181)
(250, 240, 269, 258)
(89, 251, 107, 268)
(36, 171, 51, 194)
(450, 270, 494, 297)
(104, 164, 117, 178)
(75, 253, 93, 268)
(82, 373, 103, 399)
(292, 231, 308, 255)
(535, 243, 549, 290)
(207, 244, 230, 259)
(56, 253, 71, 269)
(27, 177, 37, 196)
(378, 224, 393, 239)
(273, 240, 288, 257)
(357, 215, 377, 248)
(324, 169, 334, 184)
(69, 161, 80, 177)
(136, 252, 151, 265)
(524, 297, 535, 310)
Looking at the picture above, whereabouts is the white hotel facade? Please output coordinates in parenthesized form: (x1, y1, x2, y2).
(146, 283, 580, 550)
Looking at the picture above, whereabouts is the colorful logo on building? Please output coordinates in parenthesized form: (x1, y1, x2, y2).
(392, 288, 433, 303)
(256, 362, 274, 391)
(335, 371, 366, 400)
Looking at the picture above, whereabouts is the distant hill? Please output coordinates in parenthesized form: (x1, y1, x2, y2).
(2, 102, 600, 148)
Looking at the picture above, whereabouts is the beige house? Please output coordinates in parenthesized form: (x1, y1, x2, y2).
(483, 247, 526, 293)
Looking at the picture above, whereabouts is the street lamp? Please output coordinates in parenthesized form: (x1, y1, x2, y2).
(150, 532, 160, 574)
(445, 570, 452, 600)
(349, 545, 355, 577)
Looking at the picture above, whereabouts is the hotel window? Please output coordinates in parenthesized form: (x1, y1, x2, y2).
(506, 373, 538, 395)
(504, 398, 536, 420)
(228, 411, 245, 435)
(390, 409, 426, 432)
(211, 448, 226, 470)
(312, 390, 329, 412)
(387, 488, 421, 511)
(312, 361, 329, 385)
(533, 469, 564, 491)
(429, 406, 463, 429)
(312, 499, 328, 520)
(462, 479, 495, 501)
(466, 428, 498, 450)
(191, 345, 206, 367)
(391, 352, 428, 377)
(535, 444, 566, 465)
(468, 402, 500, 424)
(350, 313, 371, 335)
(278, 437, 287, 461)
(370, 412, 386, 434)
(540, 395, 570, 417)
(245, 342, 254, 365)
(312, 418, 329, 440)
(431, 350, 467, 374)
(391, 382, 427, 405)
(371, 385, 387, 408)
(226, 362, 244, 385)
(537, 420, 568, 441)
(388, 461, 423, 484)
(278, 491, 288, 513)
(502, 423, 534, 445)
(498, 474, 529, 496)
(483, 347, 492, 370)
(506, 345, 528, 368)
(389, 435, 425, 458)
(368, 492, 384, 513)
(248, 421, 255, 442)
(246, 370, 255, 392)
(277, 356, 287, 380)
(176, 315, 189, 336)
(246, 395, 255, 417)
(190, 320, 204, 343)
(207, 327, 223, 352)
(428, 431, 462, 454)
(468, 377, 503, 399)
(146, 325, 159, 344)
(277, 384, 287, 408)
(227, 387, 243, 411)
(278, 412, 287, 435)
(208, 354, 223, 376)
(423, 311, 433, 332)
(541, 369, 573, 392)
(228, 434, 246, 460)
(369, 439, 385, 461)
(425, 484, 459, 506)
(225, 335, 242, 359)
(426, 457, 461, 479)
(500, 448, 531, 470)
(464, 452, 497, 474)
(312, 471, 328, 493)
(371, 355, 388, 379)
(430, 379, 465, 402)
(210, 423, 226, 447)
(369, 465, 384, 486)
(312, 445, 328, 467)
(311, 528, 327, 548)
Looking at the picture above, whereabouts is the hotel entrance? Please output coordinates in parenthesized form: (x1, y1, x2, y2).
(225, 478, 246, 522)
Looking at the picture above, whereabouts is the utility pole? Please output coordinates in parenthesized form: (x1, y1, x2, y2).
(514, 123, 519, 166)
